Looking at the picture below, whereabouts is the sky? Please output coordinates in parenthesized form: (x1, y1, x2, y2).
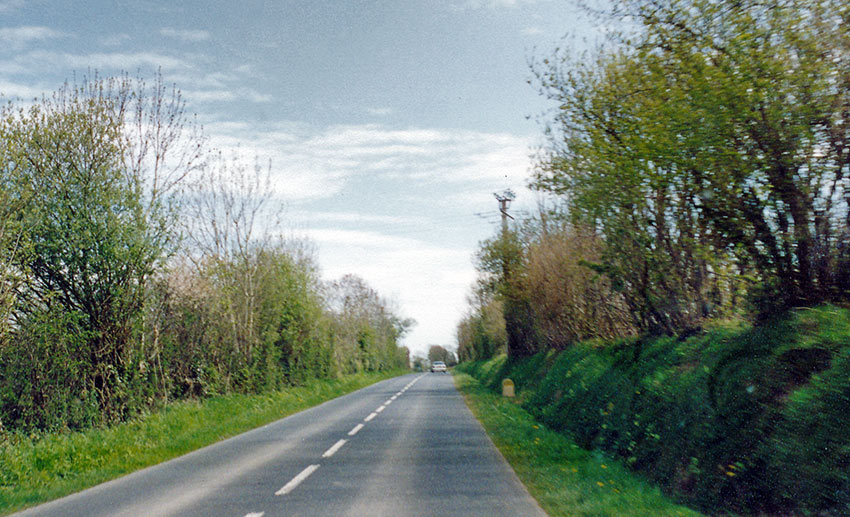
(0, 0, 594, 357)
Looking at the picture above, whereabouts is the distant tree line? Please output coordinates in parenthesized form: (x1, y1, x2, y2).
(0, 74, 411, 432)
(427, 345, 457, 366)
(458, 0, 850, 360)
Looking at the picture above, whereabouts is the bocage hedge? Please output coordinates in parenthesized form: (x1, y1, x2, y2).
(458, 305, 850, 516)
(0, 75, 410, 433)
(457, 3, 850, 511)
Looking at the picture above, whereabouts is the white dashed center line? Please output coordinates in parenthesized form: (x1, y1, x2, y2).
(263, 375, 430, 507)
(276, 464, 320, 496)
(322, 439, 347, 458)
(244, 513, 264, 517)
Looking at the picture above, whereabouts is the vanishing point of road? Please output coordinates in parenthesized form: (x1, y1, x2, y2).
(17, 373, 546, 516)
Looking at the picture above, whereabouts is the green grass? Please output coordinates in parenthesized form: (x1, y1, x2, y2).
(453, 371, 702, 517)
(456, 306, 850, 514)
(0, 370, 404, 515)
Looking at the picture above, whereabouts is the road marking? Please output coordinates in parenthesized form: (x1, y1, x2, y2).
(393, 393, 400, 398)
(364, 412, 377, 422)
(348, 423, 364, 436)
(375, 405, 385, 413)
(276, 464, 320, 496)
(322, 439, 347, 458)
(245, 513, 265, 517)
(384, 399, 393, 405)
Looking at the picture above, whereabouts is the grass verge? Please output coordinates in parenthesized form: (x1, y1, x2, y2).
(453, 371, 702, 516)
(0, 370, 404, 515)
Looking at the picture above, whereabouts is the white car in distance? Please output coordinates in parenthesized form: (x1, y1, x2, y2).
(430, 361, 447, 373)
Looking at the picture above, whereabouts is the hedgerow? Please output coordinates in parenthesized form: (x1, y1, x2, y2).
(458, 305, 850, 515)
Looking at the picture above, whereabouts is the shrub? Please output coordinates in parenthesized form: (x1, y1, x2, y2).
(460, 305, 850, 515)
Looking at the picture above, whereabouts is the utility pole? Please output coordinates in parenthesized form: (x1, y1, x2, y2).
(494, 189, 515, 236)
(493, 189, 525, 360)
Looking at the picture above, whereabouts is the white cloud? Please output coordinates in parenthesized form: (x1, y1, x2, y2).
(196, 121, 536, 353)
(0, 79, 46, 100)
(14, 49, 189, 73)
(201, 121, 533, 202)
(297, 211, 420, 226)
(522, 26, 545, 36)
(309, 228, 427, 251)
(0, 0, 25, 13)
(100, 33, 132, 47)
(0, 26, 65, 49)
(183, 87, 272, 104)
(305, 227, 477, 353)
(0, 49, 273, 112)
(365, 107, 394, 117)
(160, 28, 211, 42)
(452, 0, 539, 9)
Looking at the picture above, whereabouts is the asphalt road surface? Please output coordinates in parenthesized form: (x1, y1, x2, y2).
(17, 373, 546, 517)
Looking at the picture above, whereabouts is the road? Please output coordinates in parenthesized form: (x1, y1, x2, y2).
(17, 373, 546, 517)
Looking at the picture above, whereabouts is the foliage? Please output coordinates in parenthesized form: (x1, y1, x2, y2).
(454, 371, 701, 516)
(456, 296, 507, 362)
(460, 219, 637, 360)
(522, 223, 636, 346)
(0, 74, 411, 433)
(458, 305, 850, 515)
(476, 228, 539, 358)
(532, 0, 850, 325)
(427, 345, 456, 366)
(0, 75, 196, 427)
(0, 370, 402, 515)
(458, 3, 850, 511)
(324, 274, 413, 374)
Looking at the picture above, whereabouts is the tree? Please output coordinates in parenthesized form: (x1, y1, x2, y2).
(523, 223, 635, 346)
(427, 345, 454, 365)
(456, 290, 507, 362)
(182, 151, 279, 372)
(532, 0, 850, 323)
(0, 175, 24, 345)
(325, 274, 413, 372)
(0, 74, 203, 427)
(475, 227, 539, 357)
(411, 354, 427, 372)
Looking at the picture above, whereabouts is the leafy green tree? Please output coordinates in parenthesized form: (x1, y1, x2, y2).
(427, 345, 455, 365)
(0, 167, 25, 349)
(411, 354, 427, 372)
(326, 274, 412, 372)
(181, 151, 280, 389)
(456, 296, 506, 362)
(476, 228, 539, 357)
(532, 0, 850, 324)
(0, 74, 201, 427)
(256, 246, 330, 384)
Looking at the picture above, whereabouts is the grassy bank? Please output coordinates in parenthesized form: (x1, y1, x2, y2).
(0, 370, 404, 515)
(456, 305, 850, 515)
(454, 372, 700, 516)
